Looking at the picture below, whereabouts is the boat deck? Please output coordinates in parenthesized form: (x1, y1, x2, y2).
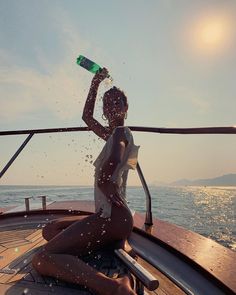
(0, 212, 184, 295)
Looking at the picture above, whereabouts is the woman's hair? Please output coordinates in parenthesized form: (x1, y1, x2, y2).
(103, 86, 128, 107)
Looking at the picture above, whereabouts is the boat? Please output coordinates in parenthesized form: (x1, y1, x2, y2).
(0, 126, 236, 295)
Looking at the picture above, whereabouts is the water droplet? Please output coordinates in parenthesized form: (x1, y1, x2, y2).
(24, 215, 27, 218)
(96, 240, 100, 243)
(23, 288, 29, 294)
(37, 262, 41, 266)
(101, 230, 106, 235)
(14, 248, 19, 252)
(23, 259, 28, 264)
(80, 233, 84, 236)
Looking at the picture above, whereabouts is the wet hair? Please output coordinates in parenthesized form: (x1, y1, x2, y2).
(103, 86, 128, 107)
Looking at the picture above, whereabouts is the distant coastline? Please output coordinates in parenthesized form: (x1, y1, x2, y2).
(169, 173, 236, 187)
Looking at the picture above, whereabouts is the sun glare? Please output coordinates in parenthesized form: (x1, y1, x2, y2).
(199, 21, 226, 46)
(188, 13, 233, 56)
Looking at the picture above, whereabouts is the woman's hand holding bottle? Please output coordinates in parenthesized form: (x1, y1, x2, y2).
(92, 68, 109, 85)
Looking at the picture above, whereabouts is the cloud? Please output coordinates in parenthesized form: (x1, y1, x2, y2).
(0, 5, 101, 123)
(174, 86, 211, 114)
(0, 57, 89, 122)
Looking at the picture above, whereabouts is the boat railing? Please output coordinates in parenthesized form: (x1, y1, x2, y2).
(1, 125, 236, 226)
(24, 195, 47, 211)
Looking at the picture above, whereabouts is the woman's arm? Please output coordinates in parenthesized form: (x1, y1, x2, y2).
(97, 127, 128, 207)
(82, 68, 111, 140)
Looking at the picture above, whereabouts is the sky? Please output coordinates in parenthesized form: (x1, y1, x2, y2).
(0, 0, 236, 186)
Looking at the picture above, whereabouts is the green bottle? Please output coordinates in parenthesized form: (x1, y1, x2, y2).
(76, 55, 103, 74)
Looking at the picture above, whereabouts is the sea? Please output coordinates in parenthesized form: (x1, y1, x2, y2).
(0, 185, 235, 251)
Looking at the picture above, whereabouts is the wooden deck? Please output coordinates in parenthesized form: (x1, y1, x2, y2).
(0, 211, 184, 295)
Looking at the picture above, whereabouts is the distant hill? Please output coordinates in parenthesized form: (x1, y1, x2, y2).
(170, 174, 236, 186)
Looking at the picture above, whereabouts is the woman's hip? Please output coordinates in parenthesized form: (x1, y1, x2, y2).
(109, 204, 133, 238)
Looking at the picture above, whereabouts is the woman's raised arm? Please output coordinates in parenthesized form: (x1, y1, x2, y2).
(82, 68, 110, 140)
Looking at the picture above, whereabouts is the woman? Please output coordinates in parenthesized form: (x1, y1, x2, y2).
(32, 68, 139, 295)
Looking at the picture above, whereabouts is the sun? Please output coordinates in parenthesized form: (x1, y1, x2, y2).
(199, 21, 226, 47)
(189, 14, 233, 55)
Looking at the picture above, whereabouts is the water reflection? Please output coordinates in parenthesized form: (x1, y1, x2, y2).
(191, 186, 235, 249)
(143, 186, 236, 250)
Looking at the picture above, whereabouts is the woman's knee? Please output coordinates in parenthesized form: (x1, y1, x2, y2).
(42, 220, 59, 241)
(42, 216, 83, 241)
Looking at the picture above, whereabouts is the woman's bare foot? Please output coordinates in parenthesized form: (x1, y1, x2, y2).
(114, 274, 136, 295)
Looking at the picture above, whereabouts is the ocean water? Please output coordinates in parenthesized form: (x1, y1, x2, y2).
(0, 185, 235, 251)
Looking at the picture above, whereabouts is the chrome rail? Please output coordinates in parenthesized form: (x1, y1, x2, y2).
(136, 163, 153, 225)
(24, 196, 47, 211)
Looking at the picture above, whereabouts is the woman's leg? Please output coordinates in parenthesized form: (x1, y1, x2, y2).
(32, 206, 135, 294)
(42, 215, 86, 241)
(32, 251, 134, 295)
(42, 206, 133, 256)
(42, 213, 137, 259)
